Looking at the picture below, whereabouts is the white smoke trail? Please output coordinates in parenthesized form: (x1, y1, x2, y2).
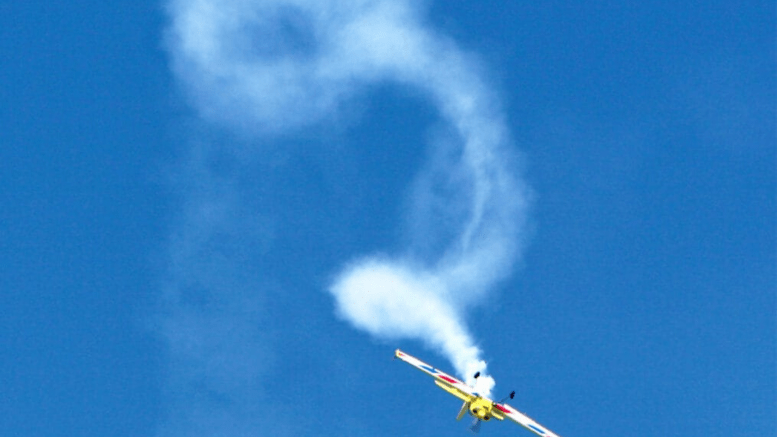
(165, 0, 529, 397)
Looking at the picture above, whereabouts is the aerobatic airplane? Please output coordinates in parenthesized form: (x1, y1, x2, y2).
(395, 349, 561, 436)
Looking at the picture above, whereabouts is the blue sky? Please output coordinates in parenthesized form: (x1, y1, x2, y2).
(1, 1, 774, 436)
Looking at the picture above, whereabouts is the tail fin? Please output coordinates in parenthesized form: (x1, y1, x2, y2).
(469, 419, 482, 433)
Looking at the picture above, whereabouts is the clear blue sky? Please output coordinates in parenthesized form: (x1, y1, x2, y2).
(1, 1, 774, 436)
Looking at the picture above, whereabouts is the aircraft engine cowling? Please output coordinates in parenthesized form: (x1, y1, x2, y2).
(469, 399, 493, 421)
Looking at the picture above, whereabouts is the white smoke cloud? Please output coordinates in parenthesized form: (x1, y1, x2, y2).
(330, 259, 498, 394)
(165, 0, 529, 398)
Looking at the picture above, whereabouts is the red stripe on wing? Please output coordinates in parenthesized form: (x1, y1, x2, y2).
(439, 375, 459, 384)
(494, 404, 511, 414)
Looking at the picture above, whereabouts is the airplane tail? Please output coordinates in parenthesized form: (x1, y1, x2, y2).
(469, 418, 482, 433)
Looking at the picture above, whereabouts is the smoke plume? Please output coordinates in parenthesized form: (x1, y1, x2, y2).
(165, 0, 529, 397)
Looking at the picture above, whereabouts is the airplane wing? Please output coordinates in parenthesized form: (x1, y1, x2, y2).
(394, 349, 476, 402)
(493, 402, 562, 437)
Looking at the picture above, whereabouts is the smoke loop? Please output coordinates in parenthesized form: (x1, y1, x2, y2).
(166, 0, 530, 396)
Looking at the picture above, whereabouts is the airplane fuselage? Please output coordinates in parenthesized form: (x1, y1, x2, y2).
(468, 396, 495, 421)
(395, 349, 561, 436)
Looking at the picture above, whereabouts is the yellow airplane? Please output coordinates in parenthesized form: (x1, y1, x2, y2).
(395, 349, 561, 436)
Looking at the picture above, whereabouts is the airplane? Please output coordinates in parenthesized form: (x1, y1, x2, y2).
(394, 349, 561, 436)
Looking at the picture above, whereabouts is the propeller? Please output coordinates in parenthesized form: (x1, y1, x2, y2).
(456, 401, 470, 421)
(469, 418, 482, 434)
